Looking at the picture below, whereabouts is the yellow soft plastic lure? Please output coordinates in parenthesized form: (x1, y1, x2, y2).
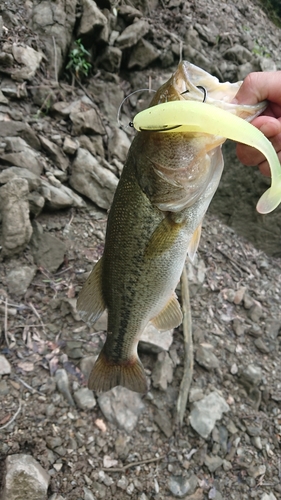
(133, 100, 281, 214)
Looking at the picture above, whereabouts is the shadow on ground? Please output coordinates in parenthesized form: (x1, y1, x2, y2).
(210, 142, 281, 257)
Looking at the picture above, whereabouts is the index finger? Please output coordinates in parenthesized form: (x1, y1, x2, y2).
(235, 71, 281, 106)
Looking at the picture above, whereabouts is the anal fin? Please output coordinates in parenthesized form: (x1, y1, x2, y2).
(151, 292, 182, 331)
(77, 257, 106, 324)
(88, 349, 148, 394)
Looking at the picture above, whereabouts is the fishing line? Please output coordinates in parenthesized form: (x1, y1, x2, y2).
(117, 88, 156, 128)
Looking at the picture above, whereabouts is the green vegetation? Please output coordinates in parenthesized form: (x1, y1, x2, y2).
(252, 42, 271, 58)
(66, 39, 92, 79)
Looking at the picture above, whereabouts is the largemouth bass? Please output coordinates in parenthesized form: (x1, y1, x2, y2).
(78, 61, 281, 394)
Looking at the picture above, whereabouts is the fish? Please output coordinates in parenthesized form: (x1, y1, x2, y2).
(77, 61, 281, 394)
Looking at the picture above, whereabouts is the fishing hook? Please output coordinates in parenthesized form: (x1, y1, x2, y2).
(181, 85, 207, 103)
(196, 85, 207, 102)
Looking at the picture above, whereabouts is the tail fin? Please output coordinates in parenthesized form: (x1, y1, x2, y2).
(88, 349, 148, 394)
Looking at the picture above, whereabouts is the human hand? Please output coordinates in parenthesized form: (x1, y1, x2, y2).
(235, 71, 281, 176)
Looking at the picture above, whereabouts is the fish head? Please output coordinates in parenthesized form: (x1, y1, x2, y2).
(149, 61, 266, 121)
(134, 61, 281, 214)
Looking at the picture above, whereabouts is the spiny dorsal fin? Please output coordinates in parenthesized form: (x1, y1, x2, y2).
(77, 257, 106, 324)
(187, 223, 202, 262)
(151, 293, 182, 331)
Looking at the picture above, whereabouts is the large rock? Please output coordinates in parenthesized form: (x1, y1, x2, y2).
(70, 107, 105, 136)
(107, 127, 131, 163)
(115, 19, 149, 49)
(0, 137, 44, 175)
(74, 387, 97, 410)
(51, 96, 95, 118)
(53, 97, 106, 136)
(0, 89, 8, 103)
(39, 136, 69, 171)
(2, 454, 50, 500)
(0, 121, 40, 150)
(223, 44, 253, 64)
(88, 79, 124, 122)
(40, 179, 86, 209)
(31, 0, 78, 78)
(12, 43, 43, 80)
(189, 391, 230, 439)
(98, 387, 145, 433)
(1, 79, 28, 99)
(7, 265, 37, 296)
(195, 345, 220, 371)
(118, 5, 143, 22)
(78, 134, 104, 158)
(0, 166, 41, 191)
(0, 166, 45, 215)
(30, 221, 66, 273)
(139, 323, 173, 353)
(0, 165, 85, 210)
(0, 178, 33, 257)
(128, 38, 160, 69)
(77, 0, 107, 39)
(194, 21, 219, 45)
(151, 351, 174, 391)
(0, 355, 11, 375)
(97, 46, 122, 73)
(70, 148, 118, 209)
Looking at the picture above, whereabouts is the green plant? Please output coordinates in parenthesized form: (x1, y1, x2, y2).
(252, 42, 271, 58)
(66, 39, 92, 79)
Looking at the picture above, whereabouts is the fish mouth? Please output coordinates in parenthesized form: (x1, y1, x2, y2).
(149, 61, 242, 105)
(149, 61, 266, 120)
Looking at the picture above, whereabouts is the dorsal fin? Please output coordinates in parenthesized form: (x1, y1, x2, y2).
(77, 257, 106, 324)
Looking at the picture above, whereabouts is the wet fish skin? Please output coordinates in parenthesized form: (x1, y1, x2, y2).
(77, 61, 267, 394)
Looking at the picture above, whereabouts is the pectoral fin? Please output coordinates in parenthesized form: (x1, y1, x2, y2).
(151, 293, 183, 330)
(145, 217, 184, 258)
(187, 223, 202, 262)
(77, 257, 106, 324)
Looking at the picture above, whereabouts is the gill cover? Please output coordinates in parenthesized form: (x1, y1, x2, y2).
(133, 101, 281, 214)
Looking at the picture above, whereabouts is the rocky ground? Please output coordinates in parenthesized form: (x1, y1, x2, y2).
(0, 0, 281, 499)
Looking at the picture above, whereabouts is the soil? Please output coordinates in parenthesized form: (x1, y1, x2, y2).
(1, 1, 281, 500)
